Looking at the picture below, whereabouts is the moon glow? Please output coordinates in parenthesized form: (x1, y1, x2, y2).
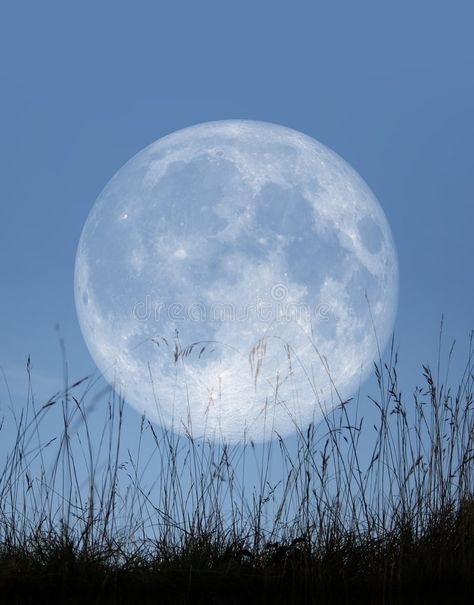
(74, 120, 398, 442)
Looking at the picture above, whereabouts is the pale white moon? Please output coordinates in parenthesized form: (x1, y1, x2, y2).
(74, 120, 398, 442)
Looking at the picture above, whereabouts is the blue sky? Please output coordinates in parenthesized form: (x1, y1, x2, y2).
(1, 1, 473, 433)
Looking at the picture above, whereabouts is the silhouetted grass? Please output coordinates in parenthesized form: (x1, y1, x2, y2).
(0, 331, 473, 604)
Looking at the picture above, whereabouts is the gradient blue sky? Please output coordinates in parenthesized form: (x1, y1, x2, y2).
(1, 1, 473, 422)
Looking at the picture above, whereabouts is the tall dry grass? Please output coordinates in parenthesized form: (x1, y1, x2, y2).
(0, 331, 473, 603)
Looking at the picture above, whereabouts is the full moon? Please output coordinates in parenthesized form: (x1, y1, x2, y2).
(75, 120, 398, 442)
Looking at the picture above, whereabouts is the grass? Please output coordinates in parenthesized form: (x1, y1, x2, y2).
(0, 330, 473, 604)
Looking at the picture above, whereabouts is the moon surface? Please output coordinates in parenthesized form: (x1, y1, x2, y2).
(74, 120, 398, 442)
